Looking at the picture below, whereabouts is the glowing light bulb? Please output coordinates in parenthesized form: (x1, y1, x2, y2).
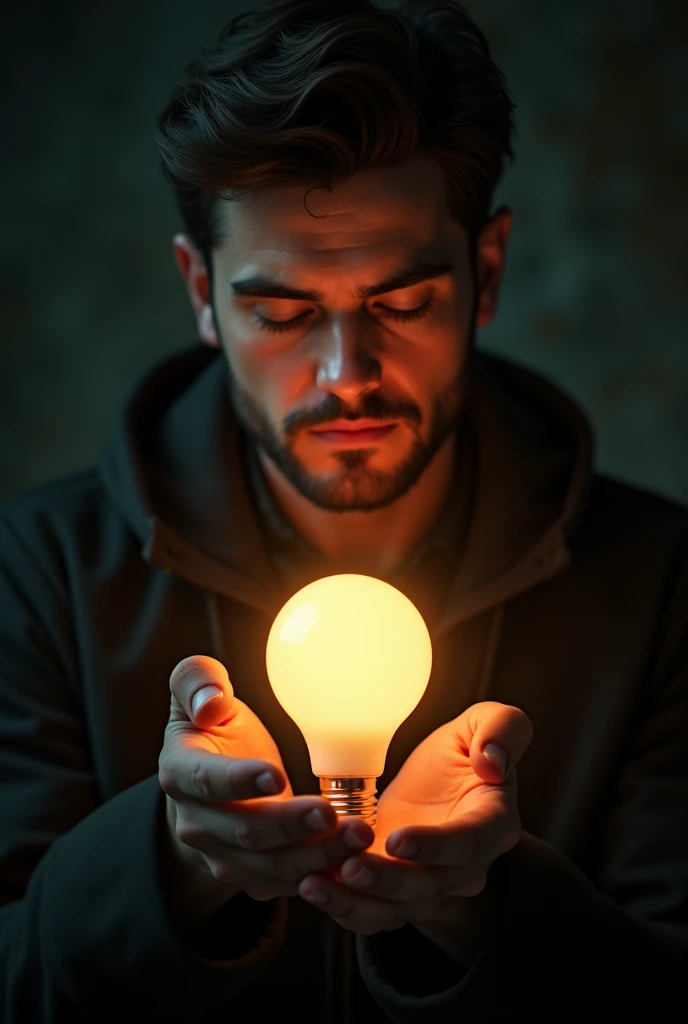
(266, 573, 432, 825)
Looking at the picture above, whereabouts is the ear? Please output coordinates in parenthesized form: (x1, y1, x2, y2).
(172, 234, 219, 347)
(474, 207, 512, 329)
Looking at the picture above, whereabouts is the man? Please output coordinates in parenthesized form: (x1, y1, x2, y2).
(1, 1, 686, 1021)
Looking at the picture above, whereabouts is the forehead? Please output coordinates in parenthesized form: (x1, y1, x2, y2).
(213, 154, 468, 278)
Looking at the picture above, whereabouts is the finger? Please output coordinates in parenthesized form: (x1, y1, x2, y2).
(229, 818, 374, 885)
(466, 701, 533, 783)
(299, 875, 410, 935)
(159, 744, 286, 803)
(385, 793, 520, 867)
(169, 654, 236, 730)
(244, 877, 299, 901)
(177, 796, 341, 852)
(339, 851, 439, 903)
(338, 851, 488, 904)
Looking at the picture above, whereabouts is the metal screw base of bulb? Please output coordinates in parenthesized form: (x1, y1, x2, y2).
(319, 777, 377, 827)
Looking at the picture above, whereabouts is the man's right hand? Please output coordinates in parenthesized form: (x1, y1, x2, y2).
(158, 655, 374, 906)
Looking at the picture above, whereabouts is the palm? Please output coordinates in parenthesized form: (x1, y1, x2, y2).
(375, 723, 513, 853)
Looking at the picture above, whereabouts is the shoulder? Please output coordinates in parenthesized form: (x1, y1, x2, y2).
(572, 473, 688, 609)
(1, 467, 107, 541)
(581, 473, 688, 548)
(0, 469, 120, 597)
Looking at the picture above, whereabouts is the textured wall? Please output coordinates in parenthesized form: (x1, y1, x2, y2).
(3, 0, 687, 504)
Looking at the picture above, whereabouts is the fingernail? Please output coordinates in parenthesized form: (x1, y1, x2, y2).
(191, 685, 223, 718)
(305, 886, 329, 905)
(350, 865, 376, 887)
(392, 839, 418, 859)
(255, 771, 279, 794)
(304, 809, 330, 833)
(343, 825, 370, 850)
(483, 742, 508, 774)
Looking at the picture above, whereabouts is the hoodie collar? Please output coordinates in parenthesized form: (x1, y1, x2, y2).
(433, 352, 594, 633)
(98, 343, 594, 635)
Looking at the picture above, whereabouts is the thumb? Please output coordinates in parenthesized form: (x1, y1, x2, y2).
(466, 701, 533, 784)
(168, 654, 236, 730)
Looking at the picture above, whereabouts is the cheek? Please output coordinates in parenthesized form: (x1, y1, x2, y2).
(217, 317, 270, 396)
(446, 291, 474, 339)
(222, 310, 307, 393)
(229, 348, 311, 431)
(429, 312, 473, 381)
(397, 331, 465, 400)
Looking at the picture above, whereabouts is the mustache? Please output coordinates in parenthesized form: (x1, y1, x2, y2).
(282, 392, 422, 436)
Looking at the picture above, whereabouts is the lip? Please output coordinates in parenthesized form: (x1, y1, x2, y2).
(310, 422, 398, 446)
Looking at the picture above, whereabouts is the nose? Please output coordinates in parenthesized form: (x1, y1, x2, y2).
(315, 318, 381, 404)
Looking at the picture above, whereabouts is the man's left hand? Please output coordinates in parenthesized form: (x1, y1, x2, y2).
(298, 701, 532, 937)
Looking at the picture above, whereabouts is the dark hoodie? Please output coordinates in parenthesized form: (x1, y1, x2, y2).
(0, 342, 686, 1023)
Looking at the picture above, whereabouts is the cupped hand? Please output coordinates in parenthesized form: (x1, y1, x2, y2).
(158, 655, 374, 902)
(298, 701, 532, 934)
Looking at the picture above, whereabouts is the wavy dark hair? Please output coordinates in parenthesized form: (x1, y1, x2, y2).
(154, 0, 515, 271)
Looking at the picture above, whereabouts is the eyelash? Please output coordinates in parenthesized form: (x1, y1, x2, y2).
(253, 298, 434, 334)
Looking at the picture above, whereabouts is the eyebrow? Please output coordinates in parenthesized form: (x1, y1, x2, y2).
(230, 259, 454, 302)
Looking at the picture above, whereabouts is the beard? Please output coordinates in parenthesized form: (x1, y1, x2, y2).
(222, 318, 475, 513)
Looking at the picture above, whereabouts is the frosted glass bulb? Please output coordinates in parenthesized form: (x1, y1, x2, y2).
(266, 573, 432, 825)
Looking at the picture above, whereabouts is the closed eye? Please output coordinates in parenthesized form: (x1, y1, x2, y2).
(253, 298, 434, 335)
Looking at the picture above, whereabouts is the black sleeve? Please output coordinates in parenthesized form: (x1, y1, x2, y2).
(0, 510, 286, 1024)
(357, 538, 688, 1023)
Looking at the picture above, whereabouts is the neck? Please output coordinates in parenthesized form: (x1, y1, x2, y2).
(257, 432, 458, 577)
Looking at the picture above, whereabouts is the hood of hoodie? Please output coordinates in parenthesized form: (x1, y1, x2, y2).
(98, 342, 594, 637)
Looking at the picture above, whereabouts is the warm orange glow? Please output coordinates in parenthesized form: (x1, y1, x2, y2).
(266, 574, 432, 777)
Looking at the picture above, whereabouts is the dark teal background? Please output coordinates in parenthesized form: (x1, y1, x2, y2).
(3, 0, 687, 503)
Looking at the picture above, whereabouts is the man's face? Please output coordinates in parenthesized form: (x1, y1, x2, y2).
(176, 154, 510, 511)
